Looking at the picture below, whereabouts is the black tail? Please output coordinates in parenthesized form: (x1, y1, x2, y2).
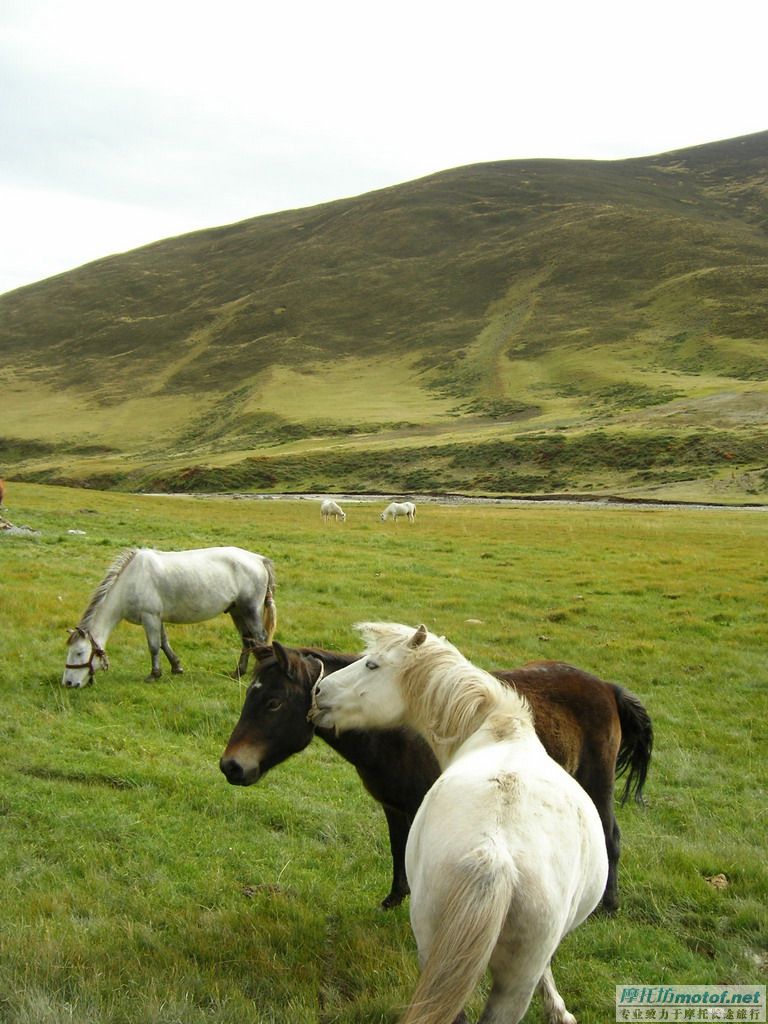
(612, 685, 653, 805)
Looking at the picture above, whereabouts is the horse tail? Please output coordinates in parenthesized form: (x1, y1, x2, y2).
(401, 843, 516, 1024)
(262, 557, 277, 643)
(612, 685, 653, 805)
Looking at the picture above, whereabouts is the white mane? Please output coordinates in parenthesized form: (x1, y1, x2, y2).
(76, 548, 138, 632)
(355, 622, 533, 756)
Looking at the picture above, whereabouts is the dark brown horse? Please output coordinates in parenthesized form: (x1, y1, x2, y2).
(220, 643, 652, 913)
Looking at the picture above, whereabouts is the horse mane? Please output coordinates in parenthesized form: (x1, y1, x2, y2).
(356, 623, 533, 753)
(77, 548, 139, 631)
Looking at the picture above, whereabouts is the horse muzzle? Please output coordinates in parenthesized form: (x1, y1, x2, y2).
(307, 691, 335, 730)
(219, 754, 261, 786)
(61, 671, 92, 688)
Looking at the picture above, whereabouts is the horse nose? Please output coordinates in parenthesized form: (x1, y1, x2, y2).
(220, 756, 248, 785)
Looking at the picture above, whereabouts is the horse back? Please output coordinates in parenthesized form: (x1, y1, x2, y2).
(126, 547, 272, 621)
(497, 661, 622, 783)
(139, 547, 269, 583)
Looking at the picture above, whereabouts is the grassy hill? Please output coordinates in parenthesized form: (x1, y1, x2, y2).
(2, 130, 768, 500)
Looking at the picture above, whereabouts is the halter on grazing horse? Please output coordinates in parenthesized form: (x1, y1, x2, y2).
(311, 623, 608, 1024)
(64, 628, 110, 684)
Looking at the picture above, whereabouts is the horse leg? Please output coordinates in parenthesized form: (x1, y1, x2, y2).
(537, 964, 577, 1024)
(141, 616, 164, 681)
(160, 625, 184, 674)
(235, 643, 251, 679)
(229, 604, 267, 678)
(589, 780, 621, 913)
(478, 981, 539, 1024)
(602, 815, 621, 913)
(380, 805, 411, 909)
(576, 763, 621, 913)
(478, 938, 558, 1024)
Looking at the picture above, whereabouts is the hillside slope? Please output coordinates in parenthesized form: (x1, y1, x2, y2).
(2, 130, 767, 500)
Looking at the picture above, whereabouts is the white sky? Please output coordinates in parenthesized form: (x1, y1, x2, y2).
(1, 0, 766, 295)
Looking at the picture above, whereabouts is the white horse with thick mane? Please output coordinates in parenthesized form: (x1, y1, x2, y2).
(380, 500, 416, 523)
(62, 546, 276, 686)
(311, 623, 607, 1024)
(320, 499, 346, 523)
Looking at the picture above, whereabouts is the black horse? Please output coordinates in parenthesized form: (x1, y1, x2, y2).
(220, 642, 652, 913)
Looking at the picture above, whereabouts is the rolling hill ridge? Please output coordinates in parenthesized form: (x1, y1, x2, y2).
(2, 130, 768, 500)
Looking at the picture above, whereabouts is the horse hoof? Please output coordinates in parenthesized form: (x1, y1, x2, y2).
(171, 665, 184, 675)
(380, 892, 407, 910)
(598, 894, 619, 915)
(144, 673, 162, 683)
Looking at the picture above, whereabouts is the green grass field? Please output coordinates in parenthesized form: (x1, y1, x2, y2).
(0, 483, 765, 1023)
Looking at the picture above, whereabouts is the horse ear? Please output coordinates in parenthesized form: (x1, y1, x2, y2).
(410, 624, 428, 648)
(253, 644, 274, 664)
(272, 640, 291, 673)
(291, 652, 324, 687)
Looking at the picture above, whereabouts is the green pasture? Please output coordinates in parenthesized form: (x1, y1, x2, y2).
(0, 482, 765, 1023)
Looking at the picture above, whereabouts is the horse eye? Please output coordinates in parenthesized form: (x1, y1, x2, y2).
(365, 660, 379, 670)
(266, 698, 283, 712)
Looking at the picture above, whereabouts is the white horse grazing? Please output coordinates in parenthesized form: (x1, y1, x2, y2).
(311, 623, 607, 1024)
(62, 547, 277, 686)
(380, 500, 416, 523)
(320, 499, 346, 524)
